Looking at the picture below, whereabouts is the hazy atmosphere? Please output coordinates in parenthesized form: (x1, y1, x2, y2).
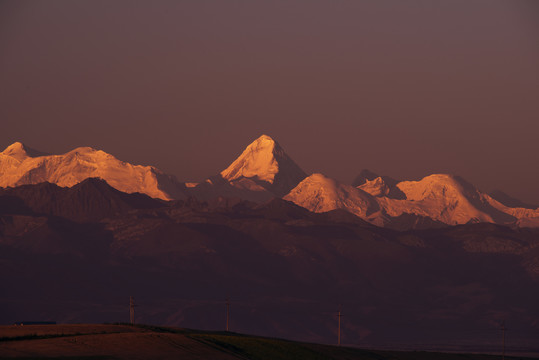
(1, 0, 538, 202)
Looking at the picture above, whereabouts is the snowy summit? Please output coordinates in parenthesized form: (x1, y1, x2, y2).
(220, 135, 307, 196)
(0, 142, 186, 200)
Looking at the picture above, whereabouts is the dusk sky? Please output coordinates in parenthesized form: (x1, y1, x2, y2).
(1, 1, 538, 202)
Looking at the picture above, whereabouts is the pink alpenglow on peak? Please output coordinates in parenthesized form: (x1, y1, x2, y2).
(284, 173, 383, 224)
(376, 174, 521, 225)
(1, 141, 48, 161)
(0, 142, 187, 201)
(1, 138, 538, 229)
(220, 135, 307, 196)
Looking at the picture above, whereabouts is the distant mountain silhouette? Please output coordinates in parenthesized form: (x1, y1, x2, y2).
(0, 178, 164, 222)
(351, 169, 380, 186)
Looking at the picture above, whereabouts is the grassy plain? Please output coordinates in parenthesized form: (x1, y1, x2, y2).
(0, 324, 534, 360)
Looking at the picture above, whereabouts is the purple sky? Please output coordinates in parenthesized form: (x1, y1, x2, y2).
(1, 1, 538, 202)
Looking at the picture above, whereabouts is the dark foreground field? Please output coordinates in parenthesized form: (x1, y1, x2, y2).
(0, 324, 534, 360)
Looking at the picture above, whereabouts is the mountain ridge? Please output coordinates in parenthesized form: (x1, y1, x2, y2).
(0, 143, 187, 201)
(1, 137, 537, 229)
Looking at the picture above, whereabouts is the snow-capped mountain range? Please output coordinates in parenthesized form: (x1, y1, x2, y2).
(1, 136, 538, 228)
(0, 142, 187, 200)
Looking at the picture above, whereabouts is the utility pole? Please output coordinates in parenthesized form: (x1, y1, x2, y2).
(129, 296, 135, 325)
(501, 321, 506, 360)
(226, 298, 230, 332)
(337, 305, 342, 346)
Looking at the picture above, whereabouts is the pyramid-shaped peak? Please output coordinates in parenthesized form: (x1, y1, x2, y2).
(256, 134, 276, 142)
(220, 135, 306, 196)
(240, 135, 294, 159)
(222, 135, 289, 183)
(244, 134, 280, 152)
(1, 141, 48, 160)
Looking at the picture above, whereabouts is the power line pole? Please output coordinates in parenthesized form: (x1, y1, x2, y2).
(501, 321, 506, 360)
(337, 305, 342, 346)
(226, 298, 230, 332)
(129, 296, 135, 325)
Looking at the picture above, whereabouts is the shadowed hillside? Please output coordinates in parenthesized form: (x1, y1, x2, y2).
(1, 181, 539, 353)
